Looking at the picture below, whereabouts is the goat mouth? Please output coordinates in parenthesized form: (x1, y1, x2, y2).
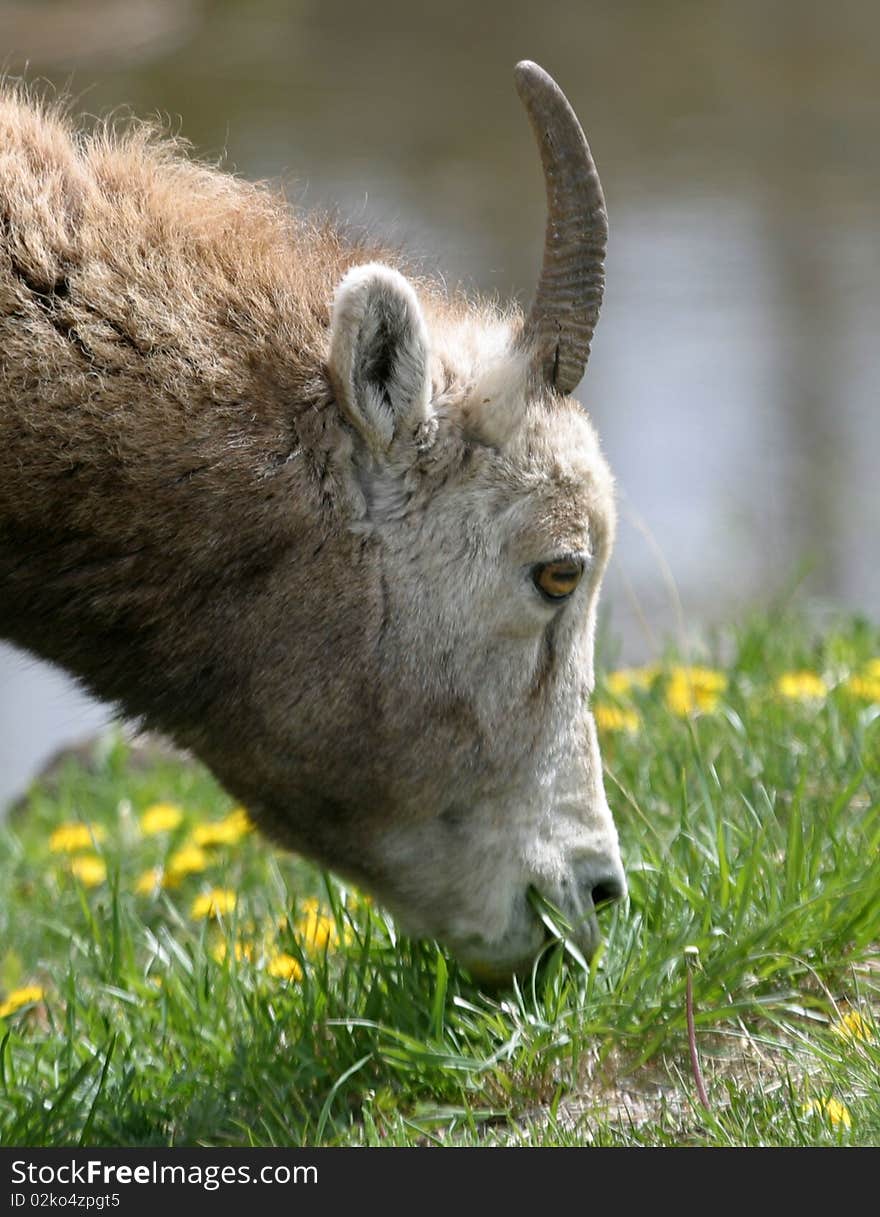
(448, 903, 546, 986)
(453, 886, 601, 987)
(526, 885, 603, 968)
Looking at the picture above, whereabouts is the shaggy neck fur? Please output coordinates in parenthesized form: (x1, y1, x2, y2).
(0, 90, 512, 744)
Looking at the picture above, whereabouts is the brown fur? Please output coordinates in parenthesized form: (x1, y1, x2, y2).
(0, 91, 393, 724)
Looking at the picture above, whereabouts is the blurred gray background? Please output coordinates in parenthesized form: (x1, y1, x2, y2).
(1, 0, 878, 806)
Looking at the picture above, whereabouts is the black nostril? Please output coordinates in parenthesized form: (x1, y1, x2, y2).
(591, 875, 625, 909)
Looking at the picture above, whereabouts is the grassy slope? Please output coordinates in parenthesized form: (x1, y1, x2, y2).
(0, 610, 878, 1147)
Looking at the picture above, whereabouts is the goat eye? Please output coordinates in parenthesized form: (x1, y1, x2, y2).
(533, 558, 585, 601)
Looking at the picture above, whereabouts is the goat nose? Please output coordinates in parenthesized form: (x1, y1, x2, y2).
(575, 857, 627, 912)
(590, 871, 626, 910)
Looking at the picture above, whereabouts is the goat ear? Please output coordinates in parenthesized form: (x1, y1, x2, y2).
(328, 263, 432, 456)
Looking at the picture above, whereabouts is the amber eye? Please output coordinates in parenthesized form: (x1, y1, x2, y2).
(532, 558, 585, 601)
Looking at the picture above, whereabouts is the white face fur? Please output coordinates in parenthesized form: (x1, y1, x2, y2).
(325, 262, 626, 979)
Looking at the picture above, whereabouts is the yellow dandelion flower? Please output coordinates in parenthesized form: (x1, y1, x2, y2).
(666, 666, 727, 716)
(69, 855, 107, 887)
(135, 867, 163, 896)
(140, 802, 184, 836)
(190, 808, 254, 847)
(266, 953, 304, 981)
(607, 666, 658, 696)
(191, 888, 237, 920)
(295, 899, 350, 953)
(166, 845, 210, 882)
(844, 674, 880, 704)
(0, 985, 45, 1019)
(832, 1010, 873, 1043)
(593, 702, 640, 734)
(48, 822, 106, 854)
(225, 806, 253, 833)
(212, 940, 254, 964)
(776, 671, 828, 701)
(802, 1097, 851, 1129)
(865, 658, 880, 678)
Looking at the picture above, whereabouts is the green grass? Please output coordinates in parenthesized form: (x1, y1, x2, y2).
(1, 609, 878, 1147)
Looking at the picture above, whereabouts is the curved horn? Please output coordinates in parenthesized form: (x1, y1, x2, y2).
(515, 60, 607, 395)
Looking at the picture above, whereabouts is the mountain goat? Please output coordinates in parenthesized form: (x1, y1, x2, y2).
(0, 62, 625, 980)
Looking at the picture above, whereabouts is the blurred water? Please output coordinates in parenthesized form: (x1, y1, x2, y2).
(1, 0, 878, 805)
